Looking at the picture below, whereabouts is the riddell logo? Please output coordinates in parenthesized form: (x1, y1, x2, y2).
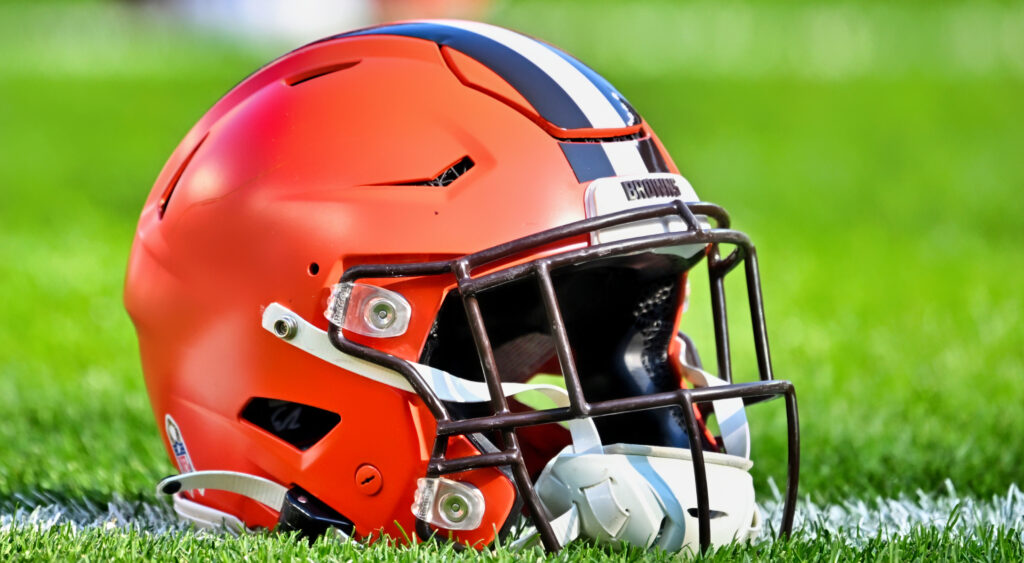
(620, 178, 681, 201)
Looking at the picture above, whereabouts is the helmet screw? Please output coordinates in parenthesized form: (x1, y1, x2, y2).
(273, 316, 298, 340)
(365, 298, 397, 330)
(440, 492, 469, 524)
(355, 464, 383, 496)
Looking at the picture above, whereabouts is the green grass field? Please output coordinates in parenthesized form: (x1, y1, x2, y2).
(2, 1, 1023, 559)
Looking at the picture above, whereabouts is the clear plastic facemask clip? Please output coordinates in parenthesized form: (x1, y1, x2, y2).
(412, 477, 485, 531)
(325, 282, 411, 338)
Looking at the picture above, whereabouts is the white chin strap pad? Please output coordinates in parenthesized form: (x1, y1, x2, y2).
(531, 443, 761, 552)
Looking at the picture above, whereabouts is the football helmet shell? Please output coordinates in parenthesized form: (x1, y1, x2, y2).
(125, 20, 798, 552)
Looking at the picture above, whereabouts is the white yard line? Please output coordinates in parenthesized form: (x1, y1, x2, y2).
(759, 479, 1024, 543)
(0, 495, 184, 534)
(3, 479, 1022, 544)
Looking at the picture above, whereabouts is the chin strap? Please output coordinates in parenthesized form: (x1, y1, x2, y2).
(157, 471, 287, 510)
(157, 304, 604, 537)
(674, 336, 750, 459)
(261, 302, 603, 454)
(156, 471, 287, 534)
(157, 471, 356, 540)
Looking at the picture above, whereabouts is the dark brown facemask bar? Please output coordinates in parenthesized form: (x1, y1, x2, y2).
(327, 200, 799, 553)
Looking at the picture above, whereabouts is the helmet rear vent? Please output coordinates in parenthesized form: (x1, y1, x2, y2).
(240, 398, 340, 451)
(158, 132, 208, 219)
(398, 156, 474, 187)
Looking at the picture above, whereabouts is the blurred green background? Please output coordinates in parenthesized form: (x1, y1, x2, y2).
(1, 0, 1022, 519)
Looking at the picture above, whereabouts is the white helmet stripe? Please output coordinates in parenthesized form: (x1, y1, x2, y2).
(602, 140, 652, 175)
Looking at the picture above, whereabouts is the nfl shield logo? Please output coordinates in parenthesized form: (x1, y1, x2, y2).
(165, 414, 197, 476)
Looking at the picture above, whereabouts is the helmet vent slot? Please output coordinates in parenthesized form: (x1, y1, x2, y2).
(285, 60, 360, 86)
(240, 398, 340, 450)
(397, 156, 474, 187)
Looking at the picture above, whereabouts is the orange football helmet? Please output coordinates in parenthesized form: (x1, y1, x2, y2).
(125, 20, 798, 552)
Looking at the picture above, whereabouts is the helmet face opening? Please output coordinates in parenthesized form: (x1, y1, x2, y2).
(422, 252, 703, 457)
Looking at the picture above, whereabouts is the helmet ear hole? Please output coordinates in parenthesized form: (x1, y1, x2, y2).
(240, 398, 340, 451)
(307, 262, 320, 276)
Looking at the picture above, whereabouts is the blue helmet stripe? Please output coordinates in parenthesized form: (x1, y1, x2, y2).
(559, 143, 616, 182)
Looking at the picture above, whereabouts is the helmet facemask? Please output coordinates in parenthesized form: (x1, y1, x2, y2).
(325, 198, 800, 552)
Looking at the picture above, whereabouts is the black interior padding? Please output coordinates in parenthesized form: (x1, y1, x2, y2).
(491, 332, 556, 384)
(420, 252, 699, 448)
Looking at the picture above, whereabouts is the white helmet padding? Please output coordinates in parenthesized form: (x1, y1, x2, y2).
(526, 443, 760, 552)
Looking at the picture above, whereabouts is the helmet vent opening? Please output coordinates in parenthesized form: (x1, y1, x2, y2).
(240, 398, 340, 451)
(397, 156, 474, 187)
(554, 130, 645, 143)
(285, 61, 361, 86)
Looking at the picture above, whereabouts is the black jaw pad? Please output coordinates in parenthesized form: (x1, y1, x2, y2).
(276, 486, 355, 541)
